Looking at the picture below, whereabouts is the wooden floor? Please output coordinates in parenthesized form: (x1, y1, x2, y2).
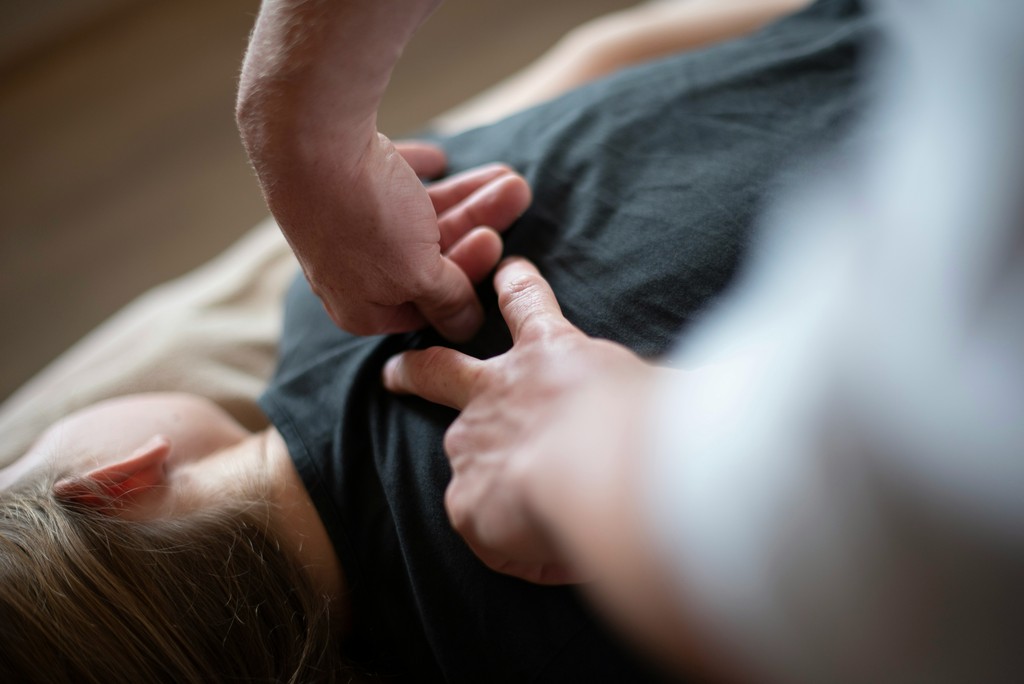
(0, 0, 633, 402)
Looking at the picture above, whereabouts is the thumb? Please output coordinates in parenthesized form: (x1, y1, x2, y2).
(415, 257, 484, 342)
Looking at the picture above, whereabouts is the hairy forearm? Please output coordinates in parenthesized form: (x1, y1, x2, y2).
(234, 0, 528, 342)
(237, 0, 440, 170)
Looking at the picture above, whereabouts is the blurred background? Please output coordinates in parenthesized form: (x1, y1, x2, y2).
(0, 0, 635, 403)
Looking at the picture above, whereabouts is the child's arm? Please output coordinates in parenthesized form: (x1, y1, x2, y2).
(433, 0, 813, 133)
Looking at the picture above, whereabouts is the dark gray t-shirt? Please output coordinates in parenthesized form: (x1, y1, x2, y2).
(259, 1, 873, 681)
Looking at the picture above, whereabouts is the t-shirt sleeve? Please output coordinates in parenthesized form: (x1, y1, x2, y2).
(644, 2, 1024, 683)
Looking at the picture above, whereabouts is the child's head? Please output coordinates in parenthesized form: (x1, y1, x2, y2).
(0, 394, 345, 682)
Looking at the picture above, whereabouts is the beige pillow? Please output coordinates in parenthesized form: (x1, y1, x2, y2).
(0, 218, 297, 468)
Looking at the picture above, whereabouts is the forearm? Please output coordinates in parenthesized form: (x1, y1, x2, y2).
(234, 1, 532, 342)
(519, 368, 744, 681)
(237, 0, 440, 173)
(567, 0, 813, 71)
(433, 0, 811, 133)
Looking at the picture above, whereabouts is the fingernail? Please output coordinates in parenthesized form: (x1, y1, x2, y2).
(382, 355, 401, 388)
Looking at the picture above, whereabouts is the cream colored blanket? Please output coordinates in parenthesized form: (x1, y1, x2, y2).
(0, 218, 297, 468)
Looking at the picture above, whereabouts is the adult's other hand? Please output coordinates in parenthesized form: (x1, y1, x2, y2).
(383, 258, 657, 584)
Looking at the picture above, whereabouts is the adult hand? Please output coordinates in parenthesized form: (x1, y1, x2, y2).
(256, 136, 532, 341)
(237, 0, 530, 341)
(383, 258, 656, 584)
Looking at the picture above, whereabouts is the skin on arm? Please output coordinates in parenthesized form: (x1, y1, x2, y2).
(433, 0, 814, 134)
(237, 1, 531, 341)
(383, 259, 752, 680)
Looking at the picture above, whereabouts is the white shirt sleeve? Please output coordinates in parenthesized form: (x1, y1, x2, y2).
(645, 2, 1024, 682)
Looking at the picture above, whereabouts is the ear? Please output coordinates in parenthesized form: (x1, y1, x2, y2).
(53, 435, 171, 509)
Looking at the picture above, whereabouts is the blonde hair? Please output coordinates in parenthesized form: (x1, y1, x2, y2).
(0, 475, 349, 683)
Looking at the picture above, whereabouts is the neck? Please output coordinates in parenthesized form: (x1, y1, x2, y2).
(261, 428, 351, 634)
(175, 428, 350, 634)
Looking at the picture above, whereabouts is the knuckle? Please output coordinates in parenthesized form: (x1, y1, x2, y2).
(499, 271, 545, 304)
(418, 345, 448, 367)
(325, 307, 369, 335)
(490, 162, 514, 175)
(329, 307, 395, 336)
(461, 360, 486, 391)
(338, 318, 382, 336)
(444, 484, 471, 533)
(403, 266, 434, 299)
(443, 420, 470, 456)
(308, 276, 395, 336)
(432, 290, 471, 322)
(514, 315, 575, 350)
(521, 315, 565, 342)
(498, 274, 547, 319)
(417, 272, 471, 319)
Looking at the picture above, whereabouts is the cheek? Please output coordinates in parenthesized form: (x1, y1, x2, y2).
(165, 416, 249, 463)
(29, 395, 250, 475)
(149, 402, 250, 464)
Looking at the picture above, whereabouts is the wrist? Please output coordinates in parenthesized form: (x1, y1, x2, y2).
(237, 97, 375, 196)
